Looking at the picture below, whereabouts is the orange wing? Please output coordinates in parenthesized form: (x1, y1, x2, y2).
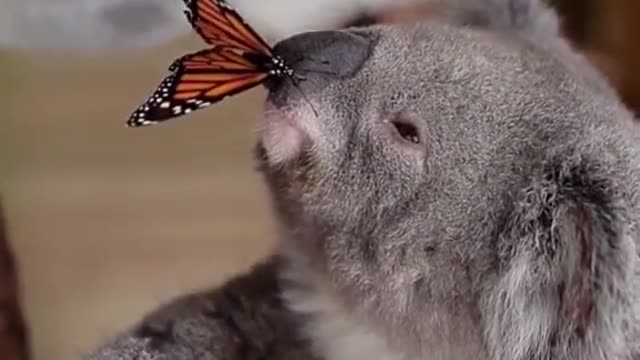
(183, 0, 273, 56)
(127, 48, 268, 127)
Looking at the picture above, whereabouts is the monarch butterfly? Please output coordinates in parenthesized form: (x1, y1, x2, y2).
(127, 0, 308, 128)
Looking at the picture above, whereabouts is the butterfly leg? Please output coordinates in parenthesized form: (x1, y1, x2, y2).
(291, 56, 330, 67)
(292, 73, 307, 84)
(288, 56, 339, 77)
(183, 9, 193, 23)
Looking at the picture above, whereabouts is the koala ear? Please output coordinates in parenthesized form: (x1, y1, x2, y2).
(440, 0, 561, 39)
(482, 157, 635, 359)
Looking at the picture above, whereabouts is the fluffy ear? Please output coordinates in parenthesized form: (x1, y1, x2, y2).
(482, 156, 637, 360)
(435, 0, 620, 100)
(437, 0, 561, 37)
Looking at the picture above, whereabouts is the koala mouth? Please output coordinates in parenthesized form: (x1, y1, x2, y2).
(256, 102, 309, 167)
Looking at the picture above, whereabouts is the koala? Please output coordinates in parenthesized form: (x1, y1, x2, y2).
(84, 0, 640, 359)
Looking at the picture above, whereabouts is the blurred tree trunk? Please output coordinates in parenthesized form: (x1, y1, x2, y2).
(0, 199, 30, 360)
(549, 0, 640, 113)
(594, 0, 640, 113)
(548, 0, 595, 46)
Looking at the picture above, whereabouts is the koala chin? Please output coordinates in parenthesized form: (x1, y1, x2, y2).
(85, 1, 640, 360)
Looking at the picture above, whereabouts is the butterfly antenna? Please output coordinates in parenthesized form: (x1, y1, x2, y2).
(287, 73, 319, 117)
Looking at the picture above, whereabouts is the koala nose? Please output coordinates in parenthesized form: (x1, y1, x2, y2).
(264, 30, 373, 100)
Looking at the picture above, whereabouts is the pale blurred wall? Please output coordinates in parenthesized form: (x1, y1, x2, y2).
(0, 0, 417, 51)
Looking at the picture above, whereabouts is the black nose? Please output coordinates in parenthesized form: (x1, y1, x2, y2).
(264, 30, 373, 99)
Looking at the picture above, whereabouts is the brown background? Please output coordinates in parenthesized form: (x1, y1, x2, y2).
(3, 37, 278, 360)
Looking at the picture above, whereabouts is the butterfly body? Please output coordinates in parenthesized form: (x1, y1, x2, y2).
(127, 0, 296, 128)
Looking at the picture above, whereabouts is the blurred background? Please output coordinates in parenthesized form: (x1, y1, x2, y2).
(1, 1, 639, 360)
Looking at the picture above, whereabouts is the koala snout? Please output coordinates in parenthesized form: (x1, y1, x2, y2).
(272, 30, 373, 78)
(265, 30, 373, 106)
(257, 30, 374, 166)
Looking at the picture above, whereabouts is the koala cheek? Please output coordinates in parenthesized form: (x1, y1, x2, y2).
(382, 146, 425, 181)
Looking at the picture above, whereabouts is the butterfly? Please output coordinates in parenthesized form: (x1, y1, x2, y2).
(127, 0, 307, 128)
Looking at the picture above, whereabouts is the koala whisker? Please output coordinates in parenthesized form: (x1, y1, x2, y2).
(287, 72, 319, 117)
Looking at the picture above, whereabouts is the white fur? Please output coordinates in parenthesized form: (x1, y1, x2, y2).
(258, 106, 306, 166)
(281, 276, 405, 360)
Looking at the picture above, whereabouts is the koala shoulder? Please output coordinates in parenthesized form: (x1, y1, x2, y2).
(81, 256, 317, 360)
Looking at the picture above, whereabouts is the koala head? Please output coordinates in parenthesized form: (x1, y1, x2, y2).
(254, 1, 640, 359)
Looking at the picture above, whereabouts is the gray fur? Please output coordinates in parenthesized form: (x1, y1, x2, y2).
(83, 0, 640, 359)
(83, 257, 318, 360)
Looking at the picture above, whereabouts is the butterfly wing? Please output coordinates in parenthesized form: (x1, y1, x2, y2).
(183, 0, 273, 56)
(127, 48, 268, 127)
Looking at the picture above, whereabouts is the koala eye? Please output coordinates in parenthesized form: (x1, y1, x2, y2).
(385, 117, 421, 145)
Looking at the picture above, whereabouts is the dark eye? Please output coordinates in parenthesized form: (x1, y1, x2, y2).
(389, 119, 420, 144)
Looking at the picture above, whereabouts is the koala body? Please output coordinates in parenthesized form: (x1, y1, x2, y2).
(85, 0, 640, 359)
